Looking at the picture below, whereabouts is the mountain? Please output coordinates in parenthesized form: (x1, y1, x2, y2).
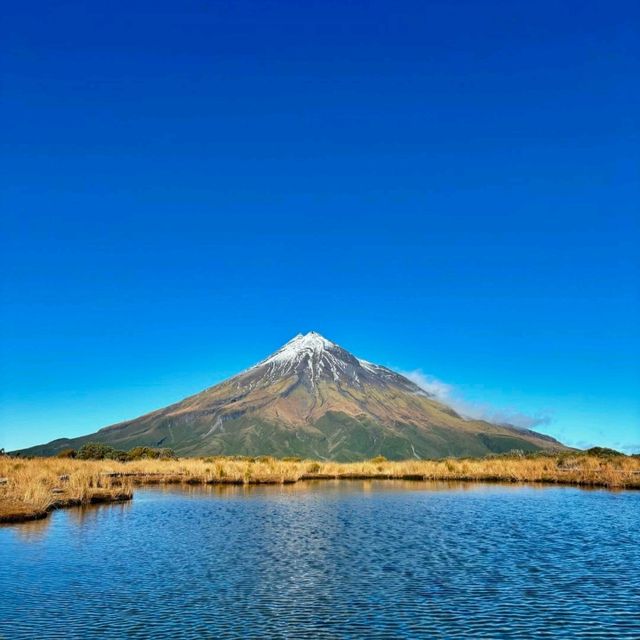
(16, 332, 566, 460)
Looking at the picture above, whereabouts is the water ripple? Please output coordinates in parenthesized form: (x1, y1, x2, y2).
(2, 481, 639, 638)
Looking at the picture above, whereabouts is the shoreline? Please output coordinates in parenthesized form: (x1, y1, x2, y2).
(0, 491, 132, 524)
(2, 453, 639, 524)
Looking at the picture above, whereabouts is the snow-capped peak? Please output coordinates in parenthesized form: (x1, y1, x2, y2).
(241, 331, 429, 395)
(261, 332, 335, 366)
(247, 331, 359, 386)
(284, 331, 334, 351)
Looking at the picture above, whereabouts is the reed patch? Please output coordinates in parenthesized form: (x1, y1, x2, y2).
(2, 451, 638, 524)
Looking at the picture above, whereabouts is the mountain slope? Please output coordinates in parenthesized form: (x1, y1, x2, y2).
(16, 332, 566, 460)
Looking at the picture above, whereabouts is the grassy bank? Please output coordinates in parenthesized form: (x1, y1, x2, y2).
(2, 452, 639, 523)
(0, 457, 132, 523)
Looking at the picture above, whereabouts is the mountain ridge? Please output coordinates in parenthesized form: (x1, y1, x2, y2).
(15, 332, 567, 460)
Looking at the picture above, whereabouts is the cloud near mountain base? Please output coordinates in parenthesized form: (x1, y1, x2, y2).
(402, 369, 552, 431)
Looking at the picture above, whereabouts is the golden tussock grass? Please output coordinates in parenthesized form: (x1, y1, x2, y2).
(117, 453, 640, 488)
(2, 453, 638, 523)
(0, 457, 132, 523)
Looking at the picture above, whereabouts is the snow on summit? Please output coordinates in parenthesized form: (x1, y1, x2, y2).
(254, 331, 347, 384)
(248, 331, 419, 391)
(245, 331, 374, 386)
(264, 332, 336, 364)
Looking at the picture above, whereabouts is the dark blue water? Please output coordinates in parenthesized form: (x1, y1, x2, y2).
(2, 481, 639, 639)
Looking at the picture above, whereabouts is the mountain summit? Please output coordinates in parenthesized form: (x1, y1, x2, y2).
(18, 332, 565, 460)
(249, 332, 424, 395)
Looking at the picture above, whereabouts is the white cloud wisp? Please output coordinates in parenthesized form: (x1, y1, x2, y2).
(402, 369, 552, 431)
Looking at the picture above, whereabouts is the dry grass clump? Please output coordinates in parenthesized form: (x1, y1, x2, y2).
(2, 452, 638, 524)
(118, 456, 306, 484)
(122, 452, 640, 487)
(332, 454, 640, 487)
(0, 457, 132, 523)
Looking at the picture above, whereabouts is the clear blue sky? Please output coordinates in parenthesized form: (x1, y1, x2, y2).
(1, 0, 638, 453)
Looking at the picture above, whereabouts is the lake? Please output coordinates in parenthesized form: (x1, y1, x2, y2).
(2, 481, 639, 638)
